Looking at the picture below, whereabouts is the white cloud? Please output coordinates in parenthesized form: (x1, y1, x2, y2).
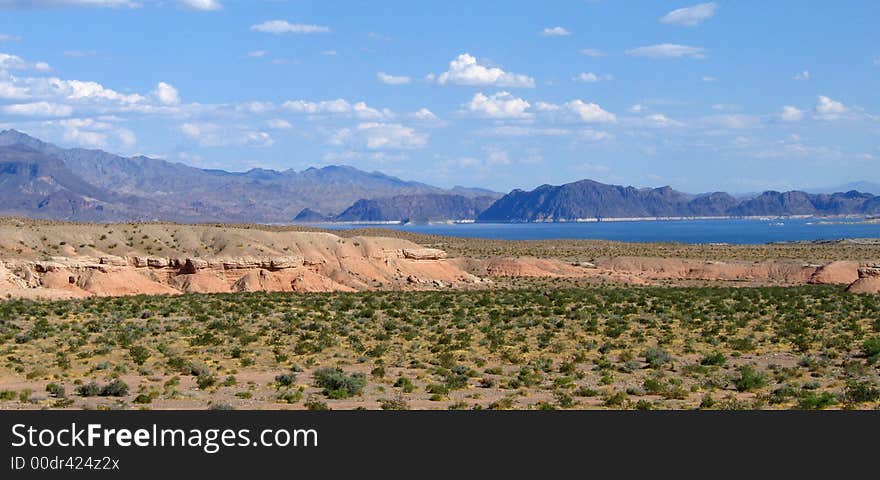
(50, 78, 144, 103)
(321, 50, 337, 56)
(411, 108, 437, 120)
(465, 92, 531, 119)
(54, 118, 135, 149)
(0, 34, 21, 41)
(635, 113, 684, 128)
(628, 104, 645, 113)
(1, 101, 72, 117)
(153, 81, 180, 106)
(235, 101, 274, 114)
(702, 75, 717, 82)
(626, 43, 706, 59)
(376, 72, 411, 85)
(815, 95, 846, 120)
(283, 98, 392, 120)
(793, 70, 810, 81)
(250, 20, 330, 35)
(780, 105, 804, 122)
(660, 2, 719, 26)
(0, 52, 48, 73)
(265, 118, 292, 130)
(180, 122, 274, 147)
(579, 48, 606, 57)
(331, 122, 427, 150)
(541, 26, 571, 37)
(428, 53, 535, 88)
(573, 72, 612, 83)
(247, 50, 267, 58)
(179, 0, 221, 11)
(562, 99, 616, 123)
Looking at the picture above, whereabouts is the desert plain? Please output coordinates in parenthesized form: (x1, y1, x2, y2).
(1, 218, 878, 410)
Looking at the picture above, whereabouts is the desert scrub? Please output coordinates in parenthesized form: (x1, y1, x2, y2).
(1, 285, 878, 410)
(312, 367, 366, 399)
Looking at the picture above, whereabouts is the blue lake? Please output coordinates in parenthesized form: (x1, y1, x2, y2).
(319, 219, 880, 244)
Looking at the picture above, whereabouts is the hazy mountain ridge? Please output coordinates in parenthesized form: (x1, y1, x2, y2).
(0, 130, 462, 222)
(477, 179, 880, 222)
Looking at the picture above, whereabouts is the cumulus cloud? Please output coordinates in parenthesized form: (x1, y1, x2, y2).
(793, 70, 810, 81)
(410, 108, 437, 120)
(153, 82, 180, 106)
(250, 20, 330, 34)
(626, 43, 706, 59)
(541, 26, 571, 37)
(179, 0, 221, 11)
(0, 52, 50, 71)
(573, 72, 612, 83)
(659, 2, 718, 26)
(180, 122, 274, 147)
(330, 122, 427, 150)
(562, 99, 617, 123)
(428, 53, 535, 88)
(465, 92, 531, 119)
(780, 105, 804, 122)
(1, 101, 72, 117)
(815, 95, 846, 120)
(283, 98, 393, 120)
(376, 72, 411, 85)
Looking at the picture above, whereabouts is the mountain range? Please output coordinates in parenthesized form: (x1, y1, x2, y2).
(477, 180, 880, 222)
(1, 129, 879, 224)
(0, 129, 495, 223)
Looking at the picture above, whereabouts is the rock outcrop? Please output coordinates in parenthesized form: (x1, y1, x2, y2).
(846, 264, 880, 294)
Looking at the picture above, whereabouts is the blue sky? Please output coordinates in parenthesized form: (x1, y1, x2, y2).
(0, 1, 878, 193)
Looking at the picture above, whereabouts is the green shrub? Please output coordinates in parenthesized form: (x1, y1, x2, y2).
(76, 382, 102, 397)
(393, 376, 415, 393)
(45, 383, 65, 398)
(863, 337, 880, 362)
(100, 379, 129, 397)
(796, 391, 837, 410)
(733, 365, 768, 392)
(700, 351, 726, 366)
(843, 380, 880, 404)
(643, 347, 671, 369)
(312, 367, 366, 399)
(275, 372, 297, 387)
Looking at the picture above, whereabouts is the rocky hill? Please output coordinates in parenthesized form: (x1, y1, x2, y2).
(478, 179, 880, 222)
(333, 193, 499, 223)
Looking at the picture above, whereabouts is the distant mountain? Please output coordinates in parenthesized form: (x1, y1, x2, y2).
(807, 181, 880, 196)
(293, 208, 332, 222)
(477, 179, 880, 222)
(0, 129, 455, 222)
(0, 144, 204, 221)
(333, 193, 499, 223)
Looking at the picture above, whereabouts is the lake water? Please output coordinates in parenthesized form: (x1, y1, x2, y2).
(320, 218, 880, 244)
